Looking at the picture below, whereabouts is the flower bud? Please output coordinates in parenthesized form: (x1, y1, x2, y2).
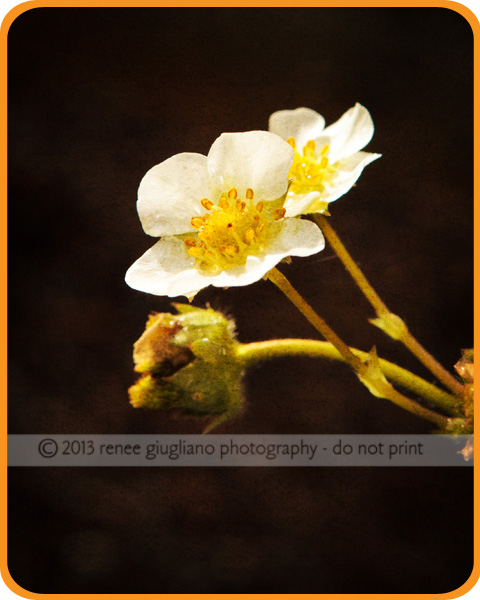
(133, 312, 194, 375)
(128, 304, 244, 432)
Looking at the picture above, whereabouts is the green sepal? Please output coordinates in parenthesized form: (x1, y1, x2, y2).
(357, 346, 395, 399)
(369, 312, 407, 341)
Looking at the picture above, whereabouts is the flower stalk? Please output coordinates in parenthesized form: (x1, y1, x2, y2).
(267, 266, 366, 375)
(313, 213, 465, 398)
(237, 339, 460, 429)
(266, 267, 464, 430)
(237, 339, 459, 416)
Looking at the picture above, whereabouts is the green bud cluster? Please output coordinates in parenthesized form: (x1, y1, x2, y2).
(129, 304, 244, 432)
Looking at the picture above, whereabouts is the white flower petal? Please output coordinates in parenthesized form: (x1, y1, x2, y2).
(125, 237, 211, 298)
(267, 217, 325, 257)
(286, 152, 381, 215)
(284, 191, 321, 217)
(315, 104, 375, 163)
(320, 151, 381, 204)
(269, 107, 326, 148)
(137, 153, 212, 237)
(209, 218, 324, 289)
(206, 263, 262, 289)
(207, 131, 293, 201)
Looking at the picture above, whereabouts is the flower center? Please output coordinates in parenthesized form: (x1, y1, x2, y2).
(286, 138, 338, 196)
(184, 187, 286, 274)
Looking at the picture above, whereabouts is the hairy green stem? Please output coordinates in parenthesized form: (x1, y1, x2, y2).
(267, 267, 366, 375)
(237, 339, 460, 421)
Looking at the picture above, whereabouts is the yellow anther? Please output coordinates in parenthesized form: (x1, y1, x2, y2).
(190, 217, 204, 229)
(186, 183, 280, 272)
(286, 137, 296, 149)
(245, 228, 255, 242)
(304, 140, 316, 157)
(287, 137, 337, 199)
(201, 198, 214, 210)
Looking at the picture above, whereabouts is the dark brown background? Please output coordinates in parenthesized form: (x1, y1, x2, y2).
(8, 7, 473, 594)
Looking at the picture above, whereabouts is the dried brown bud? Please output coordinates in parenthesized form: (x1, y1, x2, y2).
(133, 313, 194, 376)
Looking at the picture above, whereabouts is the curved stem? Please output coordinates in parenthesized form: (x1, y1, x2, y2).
(314, 214, 465, 397)
(237, 339, 459, 427)
(237, 339, 458, 413)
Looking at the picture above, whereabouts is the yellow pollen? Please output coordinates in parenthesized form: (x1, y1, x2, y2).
(286, 137, 296, 149)
(188, 246, 203, 257)
(201, 198, 214, 210)
(190, 217, 204, 229)
(287, 137, 338, 196)
(188, 190, 283, 273)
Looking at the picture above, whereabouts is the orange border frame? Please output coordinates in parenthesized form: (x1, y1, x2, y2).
(1, 1, 478, 598)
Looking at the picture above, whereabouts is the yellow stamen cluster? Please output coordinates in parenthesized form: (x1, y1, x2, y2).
(286, 138, 338, 195)
(184, 187, 284, 274)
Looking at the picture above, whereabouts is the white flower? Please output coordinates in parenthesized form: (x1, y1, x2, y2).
(125, 131, 325, 299)
(269, 104, 381, 216)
